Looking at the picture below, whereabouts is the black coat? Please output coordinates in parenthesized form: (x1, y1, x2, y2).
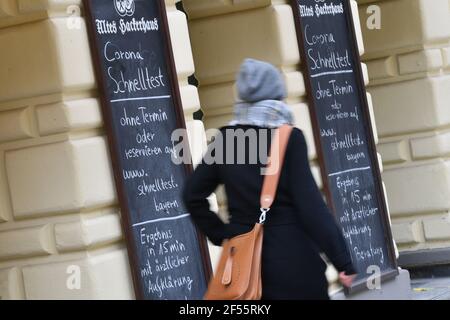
(183, 125, 355, 300)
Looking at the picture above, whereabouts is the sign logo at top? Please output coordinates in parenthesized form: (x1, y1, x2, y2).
(114, 0, 135, 17)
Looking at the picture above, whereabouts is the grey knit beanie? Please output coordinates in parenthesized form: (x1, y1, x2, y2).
(236, 58, 287, 103)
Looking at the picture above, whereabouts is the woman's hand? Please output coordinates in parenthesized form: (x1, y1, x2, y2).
(339, 272, 356, 288)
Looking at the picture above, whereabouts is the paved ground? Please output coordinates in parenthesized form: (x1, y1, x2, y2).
(411, 278, 450, 300)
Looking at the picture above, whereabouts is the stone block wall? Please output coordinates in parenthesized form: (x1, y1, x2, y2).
(357, 0, 450, 256)
(0, 0, 423, 298)
(0, 0, 204, 299)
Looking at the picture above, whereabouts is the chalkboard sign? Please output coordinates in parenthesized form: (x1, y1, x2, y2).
(83, 0, 211, 299)
(290, 0, 398, 292)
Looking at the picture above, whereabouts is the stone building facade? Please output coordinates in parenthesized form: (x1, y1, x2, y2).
(357, 0, 450, 269)
(0, 0, 448, 299)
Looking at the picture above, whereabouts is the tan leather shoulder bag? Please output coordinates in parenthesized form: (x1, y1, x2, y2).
(204, 125, 293, 300)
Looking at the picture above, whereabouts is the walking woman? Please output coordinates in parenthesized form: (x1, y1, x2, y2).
(183, 59, 356, 300)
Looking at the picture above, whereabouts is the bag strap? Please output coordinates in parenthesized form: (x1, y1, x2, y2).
(259, 124, 293, 224)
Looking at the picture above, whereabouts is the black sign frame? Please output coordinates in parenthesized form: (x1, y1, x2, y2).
(83, 0, 212, 300)
(290, 0, 398, 294)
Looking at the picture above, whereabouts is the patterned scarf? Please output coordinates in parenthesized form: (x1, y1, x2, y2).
(229, 100, 295, 129)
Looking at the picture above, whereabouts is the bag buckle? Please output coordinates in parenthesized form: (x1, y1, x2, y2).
(259, 208, 270, 224)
